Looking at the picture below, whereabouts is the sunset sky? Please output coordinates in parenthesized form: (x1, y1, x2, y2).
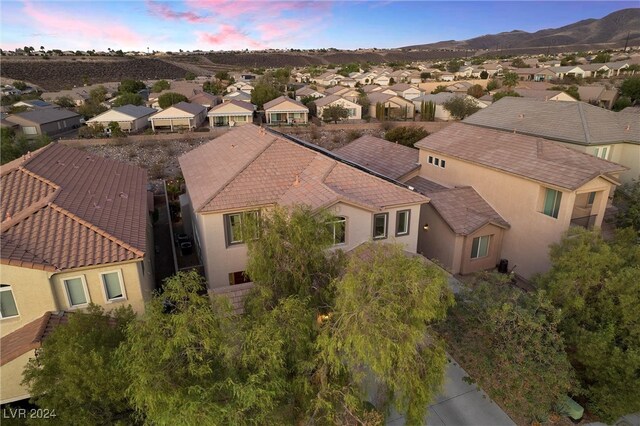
(0, 1, 636, 52)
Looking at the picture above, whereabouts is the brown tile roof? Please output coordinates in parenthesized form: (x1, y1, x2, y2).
(415, 123, 627, 191)
(405, 176, 448, 194)
(1, 143, 147, 271)
(263, 96, 308, 111)
(0, 311, 71, 366)
(463, 97, 640, 145)
(514, 89, 572, 100)
(427, 186, 509, 235)
(334, 135, 420, 180)
(209, 99, 254, 113)
(179, 125, 427, 214)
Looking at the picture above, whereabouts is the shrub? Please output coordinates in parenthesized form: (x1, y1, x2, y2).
(384, 126, 428, 148)
(345, 130, 362, 142)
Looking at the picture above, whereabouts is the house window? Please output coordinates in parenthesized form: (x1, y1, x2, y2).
(373, 213, 388, 240)
(594, 146, 609, 160)
(434, 158, 440, 166)
(64, 276, 89, 307)
(440, 160, 446, 168)
(587, 191, 596, 205)
(471, 235, 491, 259)
(229, 271, 251, 285)
(428, 155, 433, 164)
(542, 188, 562, 219)
(0, 285, 19, 319)
(101, 271, 126, 301)
(225, 211, 259, 246)
(329, 216, 346, 245)
(396, 210, 410, 236)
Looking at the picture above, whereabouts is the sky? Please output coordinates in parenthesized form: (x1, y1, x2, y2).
(0, 1, 637, 52)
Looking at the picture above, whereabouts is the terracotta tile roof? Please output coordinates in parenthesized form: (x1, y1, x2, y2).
(179, 125, 427, 214)
(263, 96, 308, 111)
(0, 311, 72, 366)
(463, 97, 640, 145)
(427, 186, 509, 235)
(1, 143, 147, 271)
(334, 135, 420, 180)
(514, 89, 572, 100)
(415, 123, 627, 191)
(170, 101, 206, 116)
(325, 86, 348, 95)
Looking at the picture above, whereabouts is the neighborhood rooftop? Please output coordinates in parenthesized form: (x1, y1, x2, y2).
(178, 124, 427, 214)
(415, 123, 627, 190)
(6, 108, 79, 125)
(463, 97, 640, 145)
(1, 143, 148, 271)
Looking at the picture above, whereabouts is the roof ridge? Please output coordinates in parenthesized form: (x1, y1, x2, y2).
(576, 103, 592, 144)
(33, 312, 53, 343)
(198, 135, 278, 211)
(1, 187, 61, 230)
(48, 203, 144, 257)
(17, 166, 60, 191)
(0, 233, 59, 271)
(0, 143, 55, 177)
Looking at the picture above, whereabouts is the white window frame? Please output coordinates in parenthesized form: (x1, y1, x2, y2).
(396, 210, 411, 236)
(330, 216, 347, 246)
(225, 211, 259, 246)
(373, 213, 388, 240)
(63, 275, 91, 308)
(471, 235, 491, 259)
(0, 285, 20, 319)
(594, 146, 610, 160)
(99, 270, 127, 302)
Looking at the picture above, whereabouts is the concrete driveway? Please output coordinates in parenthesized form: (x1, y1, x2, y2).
(386, 356, 515, 426)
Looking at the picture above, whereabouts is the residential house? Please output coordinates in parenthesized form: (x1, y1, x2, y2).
(223, 90, 252, 103)
(295, 86, 325, 102)
(439, 73, 455, 82)
(86, 104, 157, 132)
(604, 61, 630, 76)
(41, 82, 119, 107)
(412, 93, 487, 121)
(148, 101, 207, 131)
(178, 125, 427, 291)
(463, 97, 639, 182)
(373, 75, 391, 86)
(512, 67, 556, 82)
(579, 63, 610, 78)
(362, 84, 383, 94)
(264, 96, 308, 125)
(207, 100, 255, 127)
(5, 109, 82, 138)
(513, 89, 577, 102)
(445, 81, 474, 93)
(189, 92, 222, 109)
(339, 78, 357, 88)
(551, 66, 585, 79)
(576, 86, 618, 110)
(414, 123, 626, 278)
(226, 82, 254, 94)
(313, 72, 342, 86)
(11, 100, 55, 110)
(0, 143, 154, 403)
(315, 95, 362, 121)
(148, 81, 202, 109)
(385, 83, 423, 100)
(479, 63, 503, 77)
(367, 92, 415, 120)
(324, 86, 350, 97)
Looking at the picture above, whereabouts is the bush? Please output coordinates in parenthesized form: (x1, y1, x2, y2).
(384, 126, 428, 148)
(466, 84, 485, 99)
(486, 79, 499, 91)
(152, 80, 170, 93)
(158, 92, 188, 109)
(613, 96, 632, 112)
(493, 90, 521, 102)
(442, 96, 481, 119)
(345, 130, 362, 142)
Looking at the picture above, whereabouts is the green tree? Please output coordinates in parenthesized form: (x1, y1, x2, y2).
(442, 96, 481, 119)
(466, 84, 485, 98)
(613, 96, 632, 112)
(564, 85, 580, 101)
(108, 121, 125, 137)
(439, 275, 575, 422)
(112, 92, 144, 107)
(420, 100, 436, 121)
(214, 71, 230, 81)
(384, 126, 429, 148)
(185, 72, 196, 81)
(316, 243, 453, 424)
(502, 71, 519, 88)
(13, 80, 28, 90)
(492, 90, 521, 102)
(54, 96, 75, 108)
(431, 85, 448, 94)
(158, 92, 188, 109)
(357, 91, 371, 119)
(480, 70, 489, 79)
(420, 71, 431, 80)
(251, 74, 281, 109)
(615, 178, 640, 231)
(620, 76, 640, 104)
(510, 58, 528, 68)
(89, 85, 108, 104)
(118, 79, 146, 94)
(591, 52, 611, 63)
(538, 228, 640, 422)
(486, 78, 499, 91)
(22, 304, 137, 425)
(322, 104, 349, 123)
(203, 80, 225, 95)
(151, 79, 170, 92)
(446, 59, 463, 73)
(78, 100, 107, 119)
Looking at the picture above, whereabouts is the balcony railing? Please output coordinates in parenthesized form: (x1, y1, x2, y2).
(570, 214, 597, 229)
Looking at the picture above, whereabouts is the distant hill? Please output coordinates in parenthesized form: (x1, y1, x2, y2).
(403, 8, 640, 52)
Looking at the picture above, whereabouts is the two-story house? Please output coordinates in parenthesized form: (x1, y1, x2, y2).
(0, 144, 154, 404)
(178, 125, 427, 294)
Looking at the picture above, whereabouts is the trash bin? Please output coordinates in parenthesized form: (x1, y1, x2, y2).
(498, 259, 508, 273)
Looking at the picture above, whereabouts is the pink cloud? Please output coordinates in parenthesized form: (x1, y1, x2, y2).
(147, 1, 209, 23)
(197, 26, 265, 50)
(22, 0, 142, 47)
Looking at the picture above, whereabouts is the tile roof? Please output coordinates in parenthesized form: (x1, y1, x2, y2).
(263, 96, 308, 111)
(412, 92, 467, 105)
(179, 125, 427, 214)
(111, 105, 156, 119)
(462, 97, 640, 145)
(209, 99, 254, 113)
(0, 311, 72, 366)
(5, 108, 80, 125)
(1, 143, 147, 271)
(405, 176, 448, 194)
(426, 186, 509, 235)
(223, 91, 251, 101)
(188, 92, 220, 106)
(296, 86, 323, 97)
(171, 101, 206, 115)
(514, 89, 573, 101)
(325, 86, 348, 95)
(334, 135, 420, 180)
(313, 94, 356, 108)
(415, 123, 627, 190)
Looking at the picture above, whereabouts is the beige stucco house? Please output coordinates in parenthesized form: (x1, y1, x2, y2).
(315, 95, 362, 121)
(367, 92, 415, 120)
(86, 104, 157, 132)
(413, 93, 487, 121)
(178, 125, 427, 294)
(207, 100, 255, 127)
(384, 83, 423, 100)
(264, 96, 309, 125)
(295, 86, 325, 102)
(148, 101, 207, 131)
(463, 97, 640, 183)
(0, 144, 154, 404)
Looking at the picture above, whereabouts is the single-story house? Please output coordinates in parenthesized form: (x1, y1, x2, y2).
(148, 102, 207, 131)
(513, 89, 577, 102)
(367, 92, 415, 120)
(12, 100, 55, 110)
(207, 100, 255, 127)
(189, 92, 222, 109)
(512, 68, 556, 82)
(315, 95, 362, 121)
(264, 96, 308, 125)
(295, 86, 325, 102)
(4, 108, 82, 138)
(86, 104, 157, 132)
(412, 93, 487, 121)
(223, 91, 252, 103)
(385, 83, 423, 100)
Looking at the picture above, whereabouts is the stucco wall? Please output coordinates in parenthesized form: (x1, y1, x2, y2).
(459, 224, 505, 275)
(555, 141, 638, 184)
(0, 352, 33, 404)
(417, 204, 462, 273)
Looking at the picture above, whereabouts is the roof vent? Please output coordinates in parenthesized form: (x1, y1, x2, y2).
(625, 124, 630, 132)
(518, 113, 525, 119)
(93, 202, 102, 209)
(56, 160, 65, 166)
(4, 212, 11, 222)
(119, 192, 129, 199)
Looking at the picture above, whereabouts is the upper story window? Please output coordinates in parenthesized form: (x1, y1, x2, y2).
(101, 271, 126, 302)
(329, 216, 346, 245)
(64, 276, 90, 308)
(427, 155, 446, 168)
(225, 211, 259, 246)
(542, 188, 562, 219)
(396, 210, 410, 236)
(594, 146, 610, 160)
(471, 235, 491, 259)
(373, 213, 388, 240)
(0, 285, 19, 319)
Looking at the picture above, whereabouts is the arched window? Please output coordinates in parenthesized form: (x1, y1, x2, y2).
(0, 285, 19, 318)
